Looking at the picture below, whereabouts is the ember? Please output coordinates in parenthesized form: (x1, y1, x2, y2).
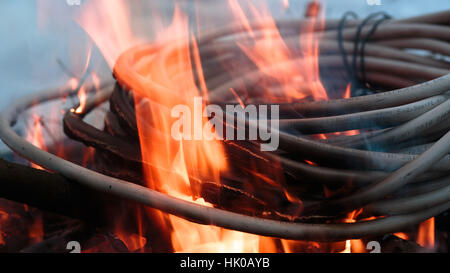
(0, 0, 449, 254)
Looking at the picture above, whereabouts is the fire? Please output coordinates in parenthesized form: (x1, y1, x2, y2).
(76, 0, 368, 253)
(227, 0, 327, 102)
(305, 1, 321, 18)
(10, 0, 440, 254)
(77, 0, 137, 68)
(131, 6, 259, 250)
(417, 217, 435, 249)
(79, 0, 275, 253)
(229, 87, 246, 108)
(341, 240, 352, 253)
(169, 201, 261, 253)
(28, 214, 44, 245)
(75, 86, 87, 114)
(393, 218, 435, 250)
(74, 45, 92, 114)
(91, 72, 101, 91)
(68, 77, 79, 90)
(14, 10, 102, 250)
(341, 84, 359, 136)
(394, 232, 409, 240)
(339, 210, 366, 253)
(26, 115, 47, 170)
(0, 210, 7, 246)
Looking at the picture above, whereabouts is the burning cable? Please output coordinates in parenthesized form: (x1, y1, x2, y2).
(0, 8, 449, 251)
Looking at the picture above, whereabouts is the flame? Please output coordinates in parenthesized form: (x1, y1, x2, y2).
(14, 10, 102, 250)
(21, 0, 438, 254)
(0, 210, 7, 246)
(28, 214, 44, 245)
(227, 0, 327, 102)
(79, 1, 280, 252)
(23, 115, 54, 246)
(229, 87, 246, 108)
(305, 160, 317, 166)
(339, 210, 366, 253)
(343, 83, 351, 99)
(81, 147, 95, 167)
(26, 115, 47, 170)
(279, 210, 368, 253)
(91, 72, 101, 91)
(170, 201, 260, 253)
(76, 0, 137, 68)
(305, 1, 321, 18)
(282, 0, 290, 11)
(350, 239, 366, 253)
(417, 217, 435, 249)
(394, 232, 409, 240)
(134, 8, 256, 251)
(0, 0, 137, 252)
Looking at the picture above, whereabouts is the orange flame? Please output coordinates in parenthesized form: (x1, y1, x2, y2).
(0, 210, 7, 246)
(417, 217, 435, 249)
(341, 84, 359, 136)
(26, 115, 47, 170)
(79, 1, 280, 252)
(394, 232, 409, 240)
(76, 0, 137, 68)
(74, 45, 92, 114)
(340, 210, 366, 253)
(76, 0, 369, 253)
(227, 0, 327, 102)
(28, 215, 44, 245)
(133, 7, 262, 252)
(75, 85, 87, 114)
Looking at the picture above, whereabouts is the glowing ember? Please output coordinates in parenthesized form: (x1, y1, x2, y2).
(27, 215, 44, 245)
(75, 0, 371, 253)
(341, 84, 359, 136)
(305, 1, 321, 18)
(0, 210, 7, 246)
(75, 45, 92, 114)
(68, 77, 79, 90)
(79, 0, 299, 252)
(229, 87, 246, 108)
(394, 232, 409, 240)
(75, 86, 87, 114)
(339, 210, 366, 253)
